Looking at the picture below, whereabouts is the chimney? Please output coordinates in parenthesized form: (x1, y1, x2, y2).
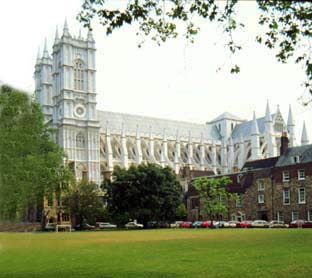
(280, 132, 289, 156)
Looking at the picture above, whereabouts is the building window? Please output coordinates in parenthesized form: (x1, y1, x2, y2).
(282, 171, 290, 182)
(293, 156, 300, 163)
(74, 60, 84, 91)
(277, 211, 284, 222)
(258, 194, 265, 204)
(298, 188, 306, 204)
(292, 211, 298, 221)
(308, 210, 312, 222)
(283, 189, 290, 205)
(76, 132, 86, 148)
(257, 179, 265, 191)
(236, 194, 242, 207)
(298, 169, 305, 180)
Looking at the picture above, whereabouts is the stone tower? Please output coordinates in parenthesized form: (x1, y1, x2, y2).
(35, 20, 101, 184)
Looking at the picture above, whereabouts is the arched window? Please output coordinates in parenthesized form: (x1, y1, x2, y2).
(74, 60, 84, 90)
(76, 132, 86, 148)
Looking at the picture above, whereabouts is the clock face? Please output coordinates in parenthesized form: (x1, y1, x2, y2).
(74, 104, 86, 118)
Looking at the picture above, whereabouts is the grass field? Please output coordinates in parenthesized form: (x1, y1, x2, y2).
(0, 229, 311, 278)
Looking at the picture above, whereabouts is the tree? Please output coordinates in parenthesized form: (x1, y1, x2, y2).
(104, 163, 183, 226)
(0, 85, 71, 222)
(193, 176, 236, 225)
(62, 179, 105, 226)
(78, 1, 312, 97)
(176, 203, 187, 220)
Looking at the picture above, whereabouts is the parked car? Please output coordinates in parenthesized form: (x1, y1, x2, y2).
(201, 220, 214, 228)
(289, 219, 305, 228)
(158, 221, 170, 228)
(97, 222, 117, 229)
(146, 221, 158, 228)
(125, 221, 143, 229)
(224, 221, 239, 228)
(214, 221, 227, 228)
(251, 220, 269, 228)
(302, 221, 312, 228)
(45, 223, 56, 231)
(180, 221, 192, 228)
(170, 221, 183, 228)
(192, 221, 203, 228)
(236, 220, 252, 228)
(75, 223, 96, 230)
(268, 220, 288, 228)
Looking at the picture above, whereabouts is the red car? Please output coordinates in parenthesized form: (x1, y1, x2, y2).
(289, 219, 305, 228)
(303, 221, 312, 228)
(180, 221, 192, 228)
(236, 220, 252, 228)
(201, 220, 213, 228)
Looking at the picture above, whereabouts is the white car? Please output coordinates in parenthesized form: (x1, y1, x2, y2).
(170, 221, 183, 228)
(97, 222, 117, 229)
(268, 220, 289, 228)
(125, 221, 143, 229)
(225, 221, 239, 228)
(251, 220, 269, 228)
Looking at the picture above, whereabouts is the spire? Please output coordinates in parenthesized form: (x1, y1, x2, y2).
(136, 124, 140, 140)
(63, 18, 71, 37)
(200, 132, 204, 145)
(265, 100, 272, 123)
(287, 105, 295, 127)
(251, 111, 259, 135)
(149, 126, 153, 139)
(87, 28, 94, 42)
(121, 122, 126, 138)
(79, 28, 82, 39)
(163, 128, 167, 142)
(54, 26, 59, 43)
(105, 121, 110, 136)
(36, 47, 41, 64)
(287, 104, 296, 147)
(42, 38, 49, 58)
(176, 130, 180, 142)
(301, 121, 309, 145)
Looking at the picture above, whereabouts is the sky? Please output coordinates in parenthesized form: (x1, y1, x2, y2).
(0, 0, 311, 142)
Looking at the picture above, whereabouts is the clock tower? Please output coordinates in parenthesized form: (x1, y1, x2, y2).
(49, 20, 100, 184)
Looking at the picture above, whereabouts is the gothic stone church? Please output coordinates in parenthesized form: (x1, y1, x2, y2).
(35, 22, 308, 185)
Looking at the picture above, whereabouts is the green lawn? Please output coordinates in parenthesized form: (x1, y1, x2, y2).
(0, 229, 311, 278)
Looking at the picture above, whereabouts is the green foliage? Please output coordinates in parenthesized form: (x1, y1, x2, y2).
(193, 176, 236, 221)
(0, 86, 71, 221)
(176, 203, 187, 220)
(78, 0, 312, 95)
(62, 179, 104, 225)
(104, 163, 183, 225)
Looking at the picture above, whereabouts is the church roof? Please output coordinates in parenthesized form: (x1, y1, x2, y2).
(97, 110, 222, 141)
(276, 144, 312, 167)
(208, 112, 244, 123)
(231, 114, 279, 141)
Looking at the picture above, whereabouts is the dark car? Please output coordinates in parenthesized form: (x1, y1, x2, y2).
(75, 223, 96, 230)
(289, 219, 305, 228)
(302, 221, 312, 228)
(146, 221, 158, 228)
(158, 221, 170, 228)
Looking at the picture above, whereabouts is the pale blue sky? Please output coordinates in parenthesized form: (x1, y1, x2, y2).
(0, 0, 310, 142)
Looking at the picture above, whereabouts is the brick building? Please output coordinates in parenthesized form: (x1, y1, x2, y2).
(187, 134, 312, 223)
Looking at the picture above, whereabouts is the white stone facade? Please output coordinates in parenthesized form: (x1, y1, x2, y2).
(34, 22, 307, 184)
